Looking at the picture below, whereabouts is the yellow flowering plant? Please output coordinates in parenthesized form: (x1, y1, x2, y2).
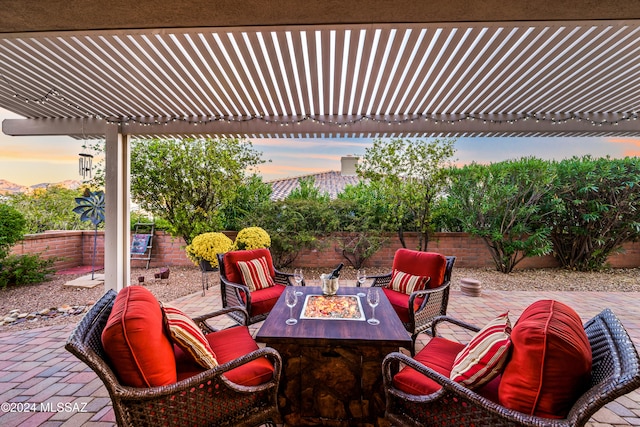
(185, 232, 233, 268)
(233, 227, 271, 250)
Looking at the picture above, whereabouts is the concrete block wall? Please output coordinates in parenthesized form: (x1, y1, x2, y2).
(9, 230, 640, 271)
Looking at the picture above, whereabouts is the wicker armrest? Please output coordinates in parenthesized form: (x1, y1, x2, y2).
(382, 351, 515, 415)
(114, 346, 282, 399)
(192, 306, 250, 331)
(430, 314, 481, 337)
(367, 273, 392, 287)
(274, 269, 296, 286)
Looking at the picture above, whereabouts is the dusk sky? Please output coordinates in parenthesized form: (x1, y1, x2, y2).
(1, 107, 639, 186)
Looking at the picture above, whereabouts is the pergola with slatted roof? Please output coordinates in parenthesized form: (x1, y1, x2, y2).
(1, 0, 640, 290)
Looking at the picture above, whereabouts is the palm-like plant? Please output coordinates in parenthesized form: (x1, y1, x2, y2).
(73, 190, 105, 279)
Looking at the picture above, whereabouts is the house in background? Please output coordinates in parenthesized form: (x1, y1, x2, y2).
(268, 156, 361, 200)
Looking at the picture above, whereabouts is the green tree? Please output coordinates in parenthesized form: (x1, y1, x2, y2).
(287, 176, 330, 201)
(130, 137, 265, 243)
(446, 158, 555, 273)
(219, 175, 272, 231)
(251, 198, 339, 267)
(543, 156, 640, 270)
(357, 138, 456, 250)
(0, 203, 26, 260)
(7, 186, 93, 233)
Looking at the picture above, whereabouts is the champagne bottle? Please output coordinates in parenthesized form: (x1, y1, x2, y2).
(328, 263, 344, 279)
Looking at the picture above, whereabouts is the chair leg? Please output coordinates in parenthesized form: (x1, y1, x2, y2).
(410, 333, 418, 356)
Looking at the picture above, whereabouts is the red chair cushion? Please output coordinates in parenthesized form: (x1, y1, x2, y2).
(101, 286, 177, 387)
(392, 249, 447, 287)
(393, 337, 465, 395)
(175, 326, 274, 386)
(382, 287, 424, 323)
(499, 300, 592, 419)
(223, 249, 275, 284)
(244, 284, 286, 316)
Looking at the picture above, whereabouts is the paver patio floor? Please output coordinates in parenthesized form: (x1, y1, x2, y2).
(1, 283, 639, 426)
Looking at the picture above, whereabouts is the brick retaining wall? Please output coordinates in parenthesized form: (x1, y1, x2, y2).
(10, 230, 640, 271)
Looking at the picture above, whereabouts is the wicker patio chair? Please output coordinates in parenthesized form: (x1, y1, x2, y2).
(362, 249, 456, 354)
(66, 289, 282, 427)
(382, 308, 640, 427)
(217, 249, 301, 325)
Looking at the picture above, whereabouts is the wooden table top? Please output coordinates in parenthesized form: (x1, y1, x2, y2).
(256, 285, 412, 348)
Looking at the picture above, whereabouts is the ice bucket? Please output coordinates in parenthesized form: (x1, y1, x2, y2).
(320, 274, 339, 296)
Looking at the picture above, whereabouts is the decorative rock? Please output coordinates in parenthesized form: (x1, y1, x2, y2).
(460, 278, 482, 297)
(0, 303, 90, 328)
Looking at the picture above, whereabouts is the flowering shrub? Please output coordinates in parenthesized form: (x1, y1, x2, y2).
(233, 227, 271, 250)
(185, 232, 233, 268)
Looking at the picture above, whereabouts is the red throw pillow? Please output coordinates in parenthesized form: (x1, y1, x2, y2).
(223, 249, 275, 284)
(237, 256, 275, 291)
(101, 286, 177, 387)
(498, 300, 592, 419)
(392, 249, 447, 287)
(161, 303, 218, 369)
(387, 269, 430, 294)
(450, 312, 511, 389)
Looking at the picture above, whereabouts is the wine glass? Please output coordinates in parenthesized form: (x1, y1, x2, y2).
(285, 287, 298, 325)
(367, 287, 380, 325)
(293, 268, 304, 296)
(356, 269, 366, 297)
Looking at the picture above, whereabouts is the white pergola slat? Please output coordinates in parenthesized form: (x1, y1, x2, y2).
(1, 20, 639, 137)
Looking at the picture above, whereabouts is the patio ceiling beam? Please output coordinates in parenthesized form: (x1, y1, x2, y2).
(2, 0, 640, 34)
(3, 114, 639, 138)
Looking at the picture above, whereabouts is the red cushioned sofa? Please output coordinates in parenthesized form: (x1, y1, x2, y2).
(66, 286, 282, 427)
(382, 300, 640, 427)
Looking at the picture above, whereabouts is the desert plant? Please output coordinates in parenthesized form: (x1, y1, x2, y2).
(233, 227, 271, 250)
(0, 253, 55, 288)
(0, 203, 26, 260)
(446, 158, 555, 273)
(7, 186, 94, 233)
(185, 232, 233, 268)
(542, 156, 640, 270)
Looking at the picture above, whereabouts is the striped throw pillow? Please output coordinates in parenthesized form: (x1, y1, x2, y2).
(450, 312, 512, 389)
(388, 269, 430, 294)
(237, 256, 275, 292)
(161, 303, 218, 369)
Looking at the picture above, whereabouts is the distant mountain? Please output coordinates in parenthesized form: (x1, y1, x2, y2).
(0, 179, 82, 195)
(31, 180, 82, 190)
(0, 179, 29, 195)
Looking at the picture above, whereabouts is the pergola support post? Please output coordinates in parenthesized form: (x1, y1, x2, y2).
(104, 124, 130, 292)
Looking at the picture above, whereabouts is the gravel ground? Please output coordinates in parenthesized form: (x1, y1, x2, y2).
(0, 265, 638, 332)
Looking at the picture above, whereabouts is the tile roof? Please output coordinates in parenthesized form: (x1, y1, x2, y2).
(268, 171, 361, 201)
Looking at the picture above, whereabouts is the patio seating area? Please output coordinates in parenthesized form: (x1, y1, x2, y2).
(0, 282, 639, 426)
